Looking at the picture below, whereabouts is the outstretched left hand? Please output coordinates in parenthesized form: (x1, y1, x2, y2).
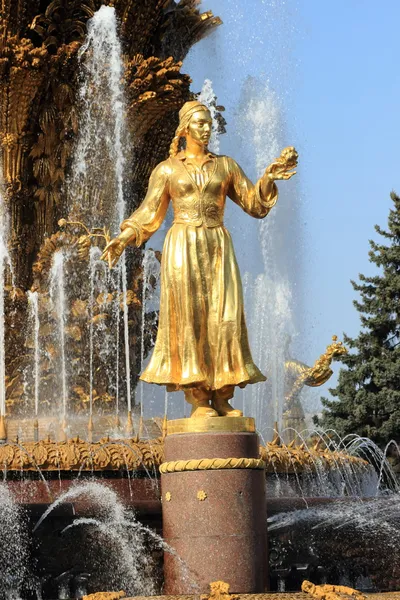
(265, 146, 298, 181)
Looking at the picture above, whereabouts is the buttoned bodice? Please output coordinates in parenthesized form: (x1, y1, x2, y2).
(168, 154, 231, 227)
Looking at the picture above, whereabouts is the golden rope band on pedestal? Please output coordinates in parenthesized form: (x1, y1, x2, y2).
(159, 457, 266, 473)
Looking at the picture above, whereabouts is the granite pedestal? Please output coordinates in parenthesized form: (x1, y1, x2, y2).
(161, 417, 268, 594)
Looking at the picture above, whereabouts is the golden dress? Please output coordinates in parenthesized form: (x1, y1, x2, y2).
(121, 151, 278, 393)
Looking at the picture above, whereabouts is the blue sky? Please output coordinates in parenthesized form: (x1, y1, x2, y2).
(181, 0, 400, 402)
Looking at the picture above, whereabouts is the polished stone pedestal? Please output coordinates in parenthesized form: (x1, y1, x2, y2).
(161, 417, 268, 594)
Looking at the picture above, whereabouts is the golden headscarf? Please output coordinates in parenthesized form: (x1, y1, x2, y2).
(169, 101, 210, 157)
(179, 101, 209, 128)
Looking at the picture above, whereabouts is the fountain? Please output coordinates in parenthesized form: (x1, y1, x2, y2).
(0, 1, 398, 599)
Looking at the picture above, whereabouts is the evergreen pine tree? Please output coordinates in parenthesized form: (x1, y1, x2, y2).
(316, 192, 400, 446)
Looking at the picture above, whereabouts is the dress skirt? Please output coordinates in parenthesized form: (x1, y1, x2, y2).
(140, 223, 266, 391)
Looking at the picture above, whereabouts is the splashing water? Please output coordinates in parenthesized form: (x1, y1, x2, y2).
(60, 516, 157, 596)
(234, 79, 297, 436)
(27, 291, 40, 418)
(198, 79, 221, 153)
(249, 82, 294, 431)
(50, 251, 68, 422)
(262, 429, 399, 499)
(0, 174, 11, 419)
(71, 6, 127, 230)
(33, 481, 193, 595)
(0, 485, 31, 597)
(140, 250, 161, 424)
(70, 5, 132, 416)
(121, 263, 132, 415)
(268, 495, 400, 555)
(343, 435, 400, 493)
(88, 246, 105, 420)
(266, 494, 400, 593)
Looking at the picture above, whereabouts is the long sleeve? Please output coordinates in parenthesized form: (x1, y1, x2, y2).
(227, 157, 278, 219)
(120, 161, 170, 246)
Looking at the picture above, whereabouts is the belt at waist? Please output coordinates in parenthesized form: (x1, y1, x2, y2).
(173, 218, 224, 227)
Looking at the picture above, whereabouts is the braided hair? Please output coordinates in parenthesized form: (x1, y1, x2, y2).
(169, 127, 184, 157)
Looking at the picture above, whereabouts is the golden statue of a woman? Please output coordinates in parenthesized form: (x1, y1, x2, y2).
(102, 101, 297, 418)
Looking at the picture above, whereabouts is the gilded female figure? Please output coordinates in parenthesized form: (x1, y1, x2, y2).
(102, 101, 297, 418)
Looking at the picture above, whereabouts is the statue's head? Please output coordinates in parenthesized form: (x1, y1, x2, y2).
(169, 101, 212, 157)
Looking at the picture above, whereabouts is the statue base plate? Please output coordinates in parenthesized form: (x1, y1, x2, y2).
(166, 416, 255, 435)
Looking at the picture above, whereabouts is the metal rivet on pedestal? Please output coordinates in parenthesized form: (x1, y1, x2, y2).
(165, 491, 172, 502)
(197, 490, 207, 501)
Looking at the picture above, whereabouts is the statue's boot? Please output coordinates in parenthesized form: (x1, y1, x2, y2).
(212, 386, 243, 417)
(185, 388, 218, 418)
